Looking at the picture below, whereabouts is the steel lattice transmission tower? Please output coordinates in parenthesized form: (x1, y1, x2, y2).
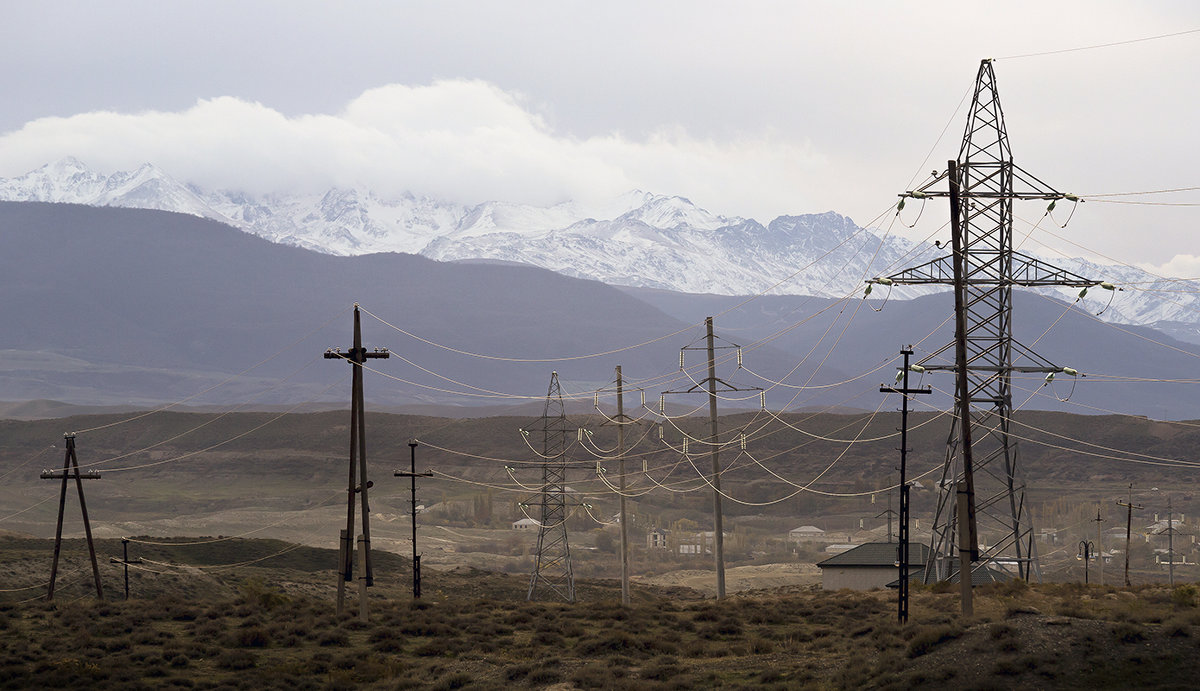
(526, 371, 576, 602)
(876, 60, 1100, 584)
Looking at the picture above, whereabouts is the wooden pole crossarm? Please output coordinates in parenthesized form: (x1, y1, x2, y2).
(41, 470, 101, 480)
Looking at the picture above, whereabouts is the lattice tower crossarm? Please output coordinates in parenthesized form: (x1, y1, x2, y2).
(526, 371, 576, 602)
(877, 59, 1102, 584)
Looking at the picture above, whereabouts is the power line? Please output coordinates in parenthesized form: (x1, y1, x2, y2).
(997, 27, 1200, 60)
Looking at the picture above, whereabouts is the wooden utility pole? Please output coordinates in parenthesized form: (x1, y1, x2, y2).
(880, 347, 931, 624)
(1168, 495, 1176, 587)
(703, 319, 727, 599)
(662, 317, 759, 601)
(109, 538, 142, 600)
(615, 366, 631, 607)
(1116, 485, 1143, 586)
(947, 159, 979, 564)
(43, 433, 103, 601)
(395, 440, 432, 599)
(325, 304, 389, 616)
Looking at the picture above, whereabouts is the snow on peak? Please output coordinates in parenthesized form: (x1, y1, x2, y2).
(618, 194, 738, 231)
(0, 159, 1197, 337)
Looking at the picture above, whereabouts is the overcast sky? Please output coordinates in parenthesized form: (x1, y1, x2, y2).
(2, 1, 1198, 275)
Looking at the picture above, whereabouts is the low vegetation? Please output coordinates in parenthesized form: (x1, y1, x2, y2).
(4, 536, 1200, 689)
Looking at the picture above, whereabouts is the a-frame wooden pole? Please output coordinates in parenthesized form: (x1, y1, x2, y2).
(326, 304, 388, 616)
(45, 433, 103, 600)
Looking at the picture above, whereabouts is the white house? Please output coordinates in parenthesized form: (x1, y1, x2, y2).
(512, 518, 540, 531)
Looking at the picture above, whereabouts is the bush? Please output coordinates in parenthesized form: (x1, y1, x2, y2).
(216, 649, 257, 670)
(1172, 584, 1200, 608)
(907, 625, 962, 658)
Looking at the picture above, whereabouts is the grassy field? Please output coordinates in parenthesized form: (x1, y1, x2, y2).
(3, 537, 1200, 689)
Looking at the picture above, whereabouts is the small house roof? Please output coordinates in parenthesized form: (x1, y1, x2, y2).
(887, 563, 1011, 588)
(816, 542, 930, 568)
(790, 525, 825, 534)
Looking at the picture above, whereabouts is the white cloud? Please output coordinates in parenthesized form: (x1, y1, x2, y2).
(0, 80, 827, 219)
(1141, 254, 1200, 280)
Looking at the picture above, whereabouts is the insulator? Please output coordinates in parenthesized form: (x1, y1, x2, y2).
(1044, 372, 1055, 384)
(911, 191, 928, 199)
(659, 395, 665, 413)
(642, 459, 648, 472)
(658, 424, 664, 440)
(736, 348, 743, 368)
(759, 391, 766, 410)
(875, 277, 893, 286)
(577, 428, 583, 442)
(740, 434, 746, 451)
(640, 390, 646, 407)
(682, 438, 688, 454)
(1064, 193, 1080, 202)
(864, 284, 873, 297)
(1063, 367, 1079, 377)
(1101, 282, 1116, 291)
(594, 392, 599, 407)
(897, 198, 906, 212)
(895, 370, 904, 383)
(596, 462, 601, 474)
(1078, 286, 1088, 299)
(909, 364, 925, 374)
(1047, 199, 1057, 213)
(871, 493, 876, 505)
(679, 350, 685, 370)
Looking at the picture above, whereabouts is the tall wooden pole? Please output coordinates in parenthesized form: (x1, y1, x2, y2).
(1117, 484, 1143, 587)
(326, 304, 388, 617)
(948, 159, 979, 563)
(616, 366, 631, 606)
(1166, 494, 1176, 585)
(705, 317, 727, 600)
(45, 433, 103, 601)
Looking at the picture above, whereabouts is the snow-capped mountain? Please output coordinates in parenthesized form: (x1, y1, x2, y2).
(2, 158, 1197, 339)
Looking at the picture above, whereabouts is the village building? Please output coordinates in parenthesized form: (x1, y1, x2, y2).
(646, 527, 669, 549)
(816, 542, 931, 590)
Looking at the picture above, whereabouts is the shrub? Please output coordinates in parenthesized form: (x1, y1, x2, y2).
(1112, 622, 1145, 643)
(527, 667, 560, 685)
(906, 625, 961, 658)
(216, 649, 256, 670)
(318, 631, 350, 647)
(504, 663, 531, 681)
(1172, 584, 1200, 608)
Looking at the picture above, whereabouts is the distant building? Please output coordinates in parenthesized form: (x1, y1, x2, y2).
(789, 525, 826, 541)
(816, 542, 931, 591)
(646, 528, 669, 549)
(512, 518, 540, 531)
(677, 531, 723, 556)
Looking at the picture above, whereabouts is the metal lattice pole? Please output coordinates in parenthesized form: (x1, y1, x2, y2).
(526, 372, 576, 602)
(878, 60, 1103, 586)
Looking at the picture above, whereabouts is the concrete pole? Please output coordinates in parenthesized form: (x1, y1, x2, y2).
(958, 482, 973, 617)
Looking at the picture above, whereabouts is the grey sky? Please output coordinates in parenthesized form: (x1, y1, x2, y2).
(2, 1, 1198, 274)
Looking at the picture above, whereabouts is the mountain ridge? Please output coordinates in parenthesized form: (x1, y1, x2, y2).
(2, 158, 1197, 341)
